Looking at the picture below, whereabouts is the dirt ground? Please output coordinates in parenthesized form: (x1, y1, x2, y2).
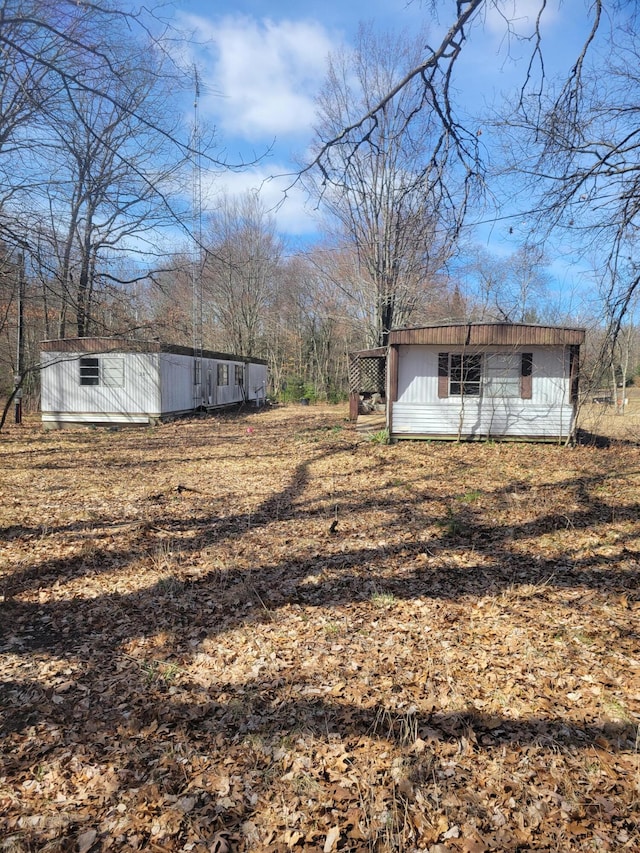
(1, 404, 639, 852)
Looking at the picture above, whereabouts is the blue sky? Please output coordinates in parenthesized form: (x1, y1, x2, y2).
(162, 0, 601, 312)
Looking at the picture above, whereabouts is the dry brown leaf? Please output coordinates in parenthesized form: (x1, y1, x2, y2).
(2, 407, 640, 853)
(323, 825, 341, 852)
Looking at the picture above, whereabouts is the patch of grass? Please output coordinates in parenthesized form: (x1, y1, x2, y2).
(368, 428, 389, 445)
(138, 658, 182, 685)
(437, 506, 470, 537)
(371, 707, 419, 746)
(457, 489, 483, 503)
(370, 591, 397, 608)
(601, 694, 635, 723)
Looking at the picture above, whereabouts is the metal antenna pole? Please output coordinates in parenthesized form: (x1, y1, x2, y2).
(14, 251, 24, 424)
(192, 66, 204, 408)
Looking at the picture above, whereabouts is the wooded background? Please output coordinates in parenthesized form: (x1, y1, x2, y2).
(3, 1, 640, 413)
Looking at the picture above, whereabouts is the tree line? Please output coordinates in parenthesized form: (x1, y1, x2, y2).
(2, 0, 640, 413)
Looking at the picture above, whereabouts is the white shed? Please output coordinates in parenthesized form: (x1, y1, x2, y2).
(40, 338, 267, 428)
(350, 323, 585, 442)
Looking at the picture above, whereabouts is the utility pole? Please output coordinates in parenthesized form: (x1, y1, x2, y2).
(14, 251, 25, 424)
(192, 66, 204, 409)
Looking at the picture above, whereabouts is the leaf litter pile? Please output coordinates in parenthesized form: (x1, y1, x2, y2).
(1, 405, 639, 852)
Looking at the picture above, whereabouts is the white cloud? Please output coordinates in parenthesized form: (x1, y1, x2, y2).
(183, 14, 337, 140)
(483, 0, 561, 38)
(201, 163, 321, 238)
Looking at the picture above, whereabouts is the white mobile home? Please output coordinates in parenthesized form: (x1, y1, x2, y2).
(350, 323, 585, 442)
(40, 338, 267, 428)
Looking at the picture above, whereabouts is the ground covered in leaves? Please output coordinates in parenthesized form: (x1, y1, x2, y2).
(1, 404, 639, 852)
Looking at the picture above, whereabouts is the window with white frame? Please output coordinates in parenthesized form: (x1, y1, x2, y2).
(484, 353, 521, 397)
(438, 351, 533, 399)
(102, 357, 125, 387)
(79, 357, 100, 386)
(234, 364, 244, 386)
(79, 356, 124, 387)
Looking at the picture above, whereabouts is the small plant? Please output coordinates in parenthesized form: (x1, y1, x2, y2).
(152, 538, 177, 573)
(371, 591, 397, 608)
(457, 489, 483, 503)
(156, 575, 181, 594)
(601, 694, 634, 723)
(368, 428, 389, 445)
(290, 771, 322, 797)
(139, 658, 182, 685)
(141, 660, 158, 684)
(438, 506, 465, 537)
(371, 706, 419, 746)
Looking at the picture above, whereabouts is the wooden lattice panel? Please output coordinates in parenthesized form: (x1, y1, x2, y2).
(356, 357, 385, 394)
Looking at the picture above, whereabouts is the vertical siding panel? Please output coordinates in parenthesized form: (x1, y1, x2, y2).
(161, 354, 193, 413)
(390, 344, 575, 440)
(41, 344, 268, 425)
(247, 363, 267, 401)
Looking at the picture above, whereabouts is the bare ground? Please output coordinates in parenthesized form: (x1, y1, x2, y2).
(0, 404, 639, 852)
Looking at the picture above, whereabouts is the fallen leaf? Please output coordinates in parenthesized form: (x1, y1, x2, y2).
(324, 825, 341, 852)
(77, 828, 97, 853)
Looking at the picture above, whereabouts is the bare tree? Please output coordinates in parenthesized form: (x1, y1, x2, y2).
(32, 61, 190, 338)
(307, 2, 485, 192)
(202, 192, 282, 357)
(462, 243, 551, 322)
(0, 0, 216, 399)
(307, 25, 471, 346)
(495, 4, 640, 346)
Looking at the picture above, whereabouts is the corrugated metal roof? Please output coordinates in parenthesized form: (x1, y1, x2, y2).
(388, 323, 585, 347)
(40, 337, 268, 364)
(349, 347, 387, 358)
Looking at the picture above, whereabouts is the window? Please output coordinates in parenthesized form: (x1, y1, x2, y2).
(485, 353, 520, 398)
(79, 356, 124, 387)
(194, 359, 201, 386)
(449, 353, 482, 396)
(234, 364, 244, 386)
(217, 363, 229, 386)
(438, 351, 533, 399)
(79, 357, 100, 386)
(102, 357, 124, 387)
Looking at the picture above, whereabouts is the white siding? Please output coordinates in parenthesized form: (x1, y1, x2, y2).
(397, 347, 439, 403)
(211, 358, 243, 407)
(159, 354, 196, 413)
(246, 362, 268, 402)
(41, 348, 268, 426)
(393, 344, 574, 439)
(391, 401, 575, 439)
(159, 354, 262, 410)
(41, 352, 161, 425)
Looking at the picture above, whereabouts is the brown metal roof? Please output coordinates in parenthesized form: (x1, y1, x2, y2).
(349, 347, 387, 359)
(40, 337, 267, 364)
(388, 323, 585, 347)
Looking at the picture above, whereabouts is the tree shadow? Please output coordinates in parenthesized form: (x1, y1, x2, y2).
(2, 427, 640, 850)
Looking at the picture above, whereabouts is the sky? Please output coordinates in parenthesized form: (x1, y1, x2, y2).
(162, 0, 602, 313)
